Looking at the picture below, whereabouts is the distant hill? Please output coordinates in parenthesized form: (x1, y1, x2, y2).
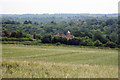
(1, 14, 118, 23)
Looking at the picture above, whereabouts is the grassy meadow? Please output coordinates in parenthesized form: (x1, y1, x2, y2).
(2, 44, 118, 78)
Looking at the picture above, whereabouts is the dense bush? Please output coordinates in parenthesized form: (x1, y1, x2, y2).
(58, 37, 67, 44)
(2, 41, 21, 44)
(56, 42, 61, 46)
(80, 37, 93, 46)
(52, 36, 61, 43)
(2, 37, 33, 41)
(21, 41, 41, 45)
(2, 40, 41, 45)
(67, 37, 80, 45)
(94, 40, 102, 47)
(104, 41, 116, 48)
(93, 30, 108, 44)
(41, 34, 52, 43)
(2, 29, 10, 37)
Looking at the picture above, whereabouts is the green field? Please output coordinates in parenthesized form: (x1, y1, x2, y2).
(2, 44, 118, 78)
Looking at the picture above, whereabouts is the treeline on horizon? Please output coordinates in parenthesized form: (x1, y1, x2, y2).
(1, 17, 119, 48)
(1, 14, 118, 23)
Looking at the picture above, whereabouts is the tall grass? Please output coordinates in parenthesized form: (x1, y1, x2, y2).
(2, 44, 118, 78)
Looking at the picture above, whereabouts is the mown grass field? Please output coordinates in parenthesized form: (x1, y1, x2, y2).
(2, 44, 118, 78)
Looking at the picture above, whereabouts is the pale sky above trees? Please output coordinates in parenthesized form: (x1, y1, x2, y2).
(0, 0, 119, 14)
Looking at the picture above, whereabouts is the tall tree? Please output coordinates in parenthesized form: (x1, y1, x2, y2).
(2, 29, 10, 37)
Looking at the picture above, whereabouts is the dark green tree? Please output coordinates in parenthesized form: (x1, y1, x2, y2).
(16, 30, 23, 38)
(2, 29, 10, 37)
(93, 30, 107, 43)
(106, 19, 115, 25)
(73, 30, 85, 37)
(94, 40, 102, 47)
(104, 41, 116, 48)
(41, 34, 52, 43)
(24, 20, 32, 24)
(10, 31, 17, 37)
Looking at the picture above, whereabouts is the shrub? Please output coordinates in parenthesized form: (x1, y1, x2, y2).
(2, 41, 19, 44)
(67, 37, 81, 45)
(52, 36, 61, 43)
(41, 34, 52, 43)
(104, 41, 116, 48)
(56, 42, 61, 46)
(2, 37, 33, 41)
(80, 37, 93, 46)
(94, 40, 102, 47)
(2, 37, 8, 41)
(21, 41, 32, 45)
(59, 37, 67, 44)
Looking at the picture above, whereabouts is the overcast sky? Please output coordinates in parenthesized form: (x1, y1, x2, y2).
(0, 0, 119, 14)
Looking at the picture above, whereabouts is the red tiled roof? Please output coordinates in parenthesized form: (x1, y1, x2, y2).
(56, 33, 60, 36)
(56, 31, 71, 39)
(61, 34, 67, 38)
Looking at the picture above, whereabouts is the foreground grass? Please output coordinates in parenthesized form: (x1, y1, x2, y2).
(2, 59, 118, 78)
(2, 44, 118, 78)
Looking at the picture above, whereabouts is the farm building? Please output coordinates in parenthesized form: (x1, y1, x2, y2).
(56, 31, 72, 39)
